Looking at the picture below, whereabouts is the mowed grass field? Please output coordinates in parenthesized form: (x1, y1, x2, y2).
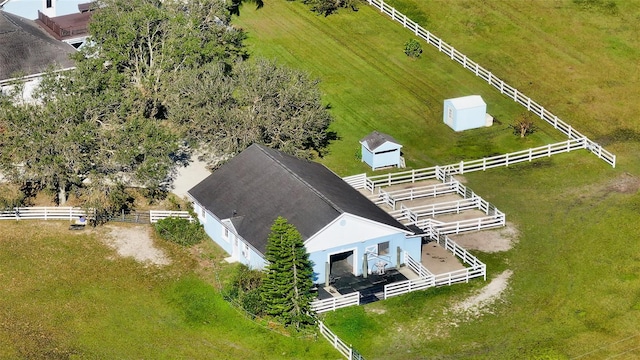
(235, 0, 640, 358)
(0, 222, 337, 359)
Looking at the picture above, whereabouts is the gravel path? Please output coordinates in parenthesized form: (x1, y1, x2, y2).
(103, 225, 171, 266)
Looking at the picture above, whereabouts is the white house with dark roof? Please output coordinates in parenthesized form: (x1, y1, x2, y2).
(360, 131, 403, 170)
(0, 9, 75, 100)
(187, 144, 421, 285)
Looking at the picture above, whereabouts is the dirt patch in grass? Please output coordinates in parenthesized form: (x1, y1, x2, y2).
(103, 225, 171, 266)
(606, 172, 640, 194)
(451, 269, 513, 319)
(448, 222, 519, 253)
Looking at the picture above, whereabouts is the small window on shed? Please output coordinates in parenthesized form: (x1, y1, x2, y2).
(378, 241, 389, 256)
(46, 0, 52, 8)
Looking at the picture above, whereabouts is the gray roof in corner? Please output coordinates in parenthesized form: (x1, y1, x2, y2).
(360, 131, 401, 151)
(188, 144, 411, 254)
(0, 10, 75, 81)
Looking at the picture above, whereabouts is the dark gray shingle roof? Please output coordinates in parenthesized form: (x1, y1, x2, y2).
(0, 10, 75, 81)
(188, 144, 410, 254)
(360, 131, 400, 151)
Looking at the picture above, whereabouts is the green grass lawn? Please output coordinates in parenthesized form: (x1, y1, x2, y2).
(0, 222, 337, 359)
(234, 0, 640, 358)
(234, 0, 564, 176)
(4, 0, 640, 358)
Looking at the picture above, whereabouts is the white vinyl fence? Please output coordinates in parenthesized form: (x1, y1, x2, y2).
(366, 0, 616, 167)
(384, 243, 486, 299)
(318, 321, 366, 360)
(372, 180, 458, 209)
(149, 210, 193, 223)
(311, 292, 360, 314)
(360, 139, 592, 192)
(0, 207, 192, 223)
(0, 207, 87, 221)
(416, 215, 506, 235)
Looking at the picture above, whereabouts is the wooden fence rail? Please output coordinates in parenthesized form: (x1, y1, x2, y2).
(366, 0, 616, 167)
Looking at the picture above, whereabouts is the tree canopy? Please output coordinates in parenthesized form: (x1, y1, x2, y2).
(0, 0, 333, 207)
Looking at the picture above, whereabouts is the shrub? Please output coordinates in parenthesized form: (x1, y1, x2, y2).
(509, 113, 537, 138)
(154, 217, 206, 246)
(404, 38, 423, 58)
(223, 264, 265, 317)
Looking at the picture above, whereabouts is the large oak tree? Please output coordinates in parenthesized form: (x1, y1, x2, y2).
(0, 0, 333, 206)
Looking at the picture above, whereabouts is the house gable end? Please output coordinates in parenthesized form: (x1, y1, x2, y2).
(304, 213, 411, 253)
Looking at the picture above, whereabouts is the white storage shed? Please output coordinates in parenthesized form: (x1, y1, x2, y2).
(443, 95, 492, 132)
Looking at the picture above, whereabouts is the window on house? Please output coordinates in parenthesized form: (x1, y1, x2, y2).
(46, 0, 52, 8)
(242, 243, 250, 260)
(222, 226, 229, 242)
(200, 206, 205, 218)
(378, 241, 390, 256)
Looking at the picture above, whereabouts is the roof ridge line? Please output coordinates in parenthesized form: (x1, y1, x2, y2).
(256, 144, 346, 215)
(2, 11, 67, 50)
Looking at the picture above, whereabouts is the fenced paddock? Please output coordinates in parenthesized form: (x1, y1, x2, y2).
(384, 245, 486, 298)
(357, 139, 595, 193)
(365, 0, 616, 168)
(392, 196, 485, 221)
(311, 292, 361, 314)
(372, 180, 459, 209)
(370, 172, 505, 234)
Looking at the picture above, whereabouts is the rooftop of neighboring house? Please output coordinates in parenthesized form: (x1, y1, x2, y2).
(0, 9, 75, 81)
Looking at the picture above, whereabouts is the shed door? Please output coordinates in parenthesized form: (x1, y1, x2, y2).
(447, 107, 454, 126)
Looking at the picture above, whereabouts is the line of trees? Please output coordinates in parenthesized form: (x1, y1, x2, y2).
(0, 0, 334, 209)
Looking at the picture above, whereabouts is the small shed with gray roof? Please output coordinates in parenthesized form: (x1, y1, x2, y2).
(188, 143, 419, 285)
(360, 131, 403, 170)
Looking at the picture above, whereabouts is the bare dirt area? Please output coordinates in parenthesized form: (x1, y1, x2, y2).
(451, 269, 513, 319)
(102, 225, 171, 266)
(448, 222, 519, 253)
(606, 172, 640, 194)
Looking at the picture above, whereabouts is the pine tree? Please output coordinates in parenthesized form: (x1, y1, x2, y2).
(261, 217, 315, 329)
